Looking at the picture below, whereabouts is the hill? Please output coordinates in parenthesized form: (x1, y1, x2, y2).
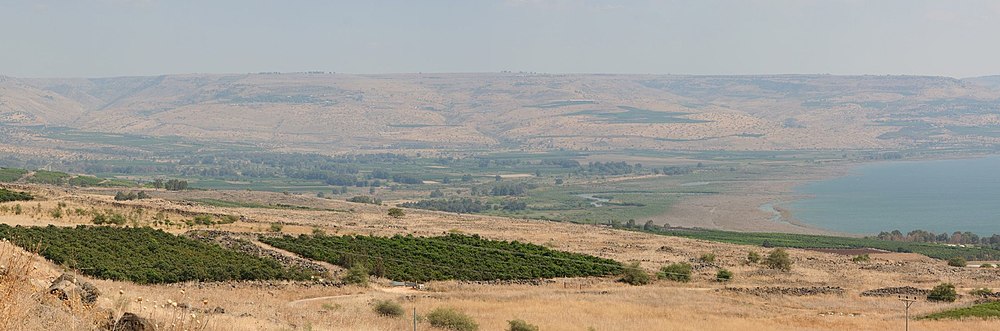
(3, 73, 1000, 155)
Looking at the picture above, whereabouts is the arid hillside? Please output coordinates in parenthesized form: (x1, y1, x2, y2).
(3, 73, 1000, 153)
(1, 184, 1000, 330)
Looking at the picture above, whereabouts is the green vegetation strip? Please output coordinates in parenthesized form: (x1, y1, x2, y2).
(0, 189, 33, 202)
(261, 233, 623, 282)
(654, 229, 1000, 260)
(0, 225, 311, 284)
(0, 168, 28, 182)
(923, 301, 1000, 320)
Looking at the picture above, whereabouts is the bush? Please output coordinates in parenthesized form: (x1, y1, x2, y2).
(374, 300, 404, 317)
(619, 262, 651, 285)
(343, 263, 369, 286)
(927, 283, 957, 302)
(981, 263, 994, 268)
(851, 254, 871, 263)
(658, 262, 692, 282)
(699, 253, 716, 263)
(427, 308, 478, 331)
(716, 268, 733, 282)
(970, 288, 993, 297)
(388, 208, 405, 218)
(765, 248, 793, 271)
(747, 251, 761, 264)
(947, 256, 967, 267)
(507, 319, 539, 331)
(269, 223, 283, 233)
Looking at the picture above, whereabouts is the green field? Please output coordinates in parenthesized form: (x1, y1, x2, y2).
(0, 168, 28, 182)
(923, 301, 1000, 320)
(0, 225, 312, 284)
(262, 233, 623, 282)
(0, 189, 33, 202)
(652, 228, 1000, 260)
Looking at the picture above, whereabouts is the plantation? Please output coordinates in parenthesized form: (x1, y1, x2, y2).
(262, 233, 623, 282)
(0, 189, 33, 202)
(653, 228, 1000, 261)
(0, 225, 311, 284)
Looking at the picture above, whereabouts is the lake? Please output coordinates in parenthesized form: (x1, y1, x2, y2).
(788, 156, 1000, 236)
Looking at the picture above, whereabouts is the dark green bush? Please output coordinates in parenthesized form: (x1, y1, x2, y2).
(927, 283, 957, 302)
(765, 248, 793, 271)
(658, 262, 692, 282)
(947, 256, 967, 267)
(343, 263, 369, 286)
(620, 262, 651, 285)
(0, 189, 32, 202)
(716, 268, 733, 282)
(427, 307, 478, 331)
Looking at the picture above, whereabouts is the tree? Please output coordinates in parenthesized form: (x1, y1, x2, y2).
(765, 248, 792, 271)
(343, 263, 369, 286)
(430, 189, 444, 198)
(658, 262, 692, 282)
(555, 178, 564, 185)
(388, 208, 405, 218)
(619, 262, 651, 285)
(927, 283, 957, 302)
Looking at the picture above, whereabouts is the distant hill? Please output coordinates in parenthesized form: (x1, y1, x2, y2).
(964, 75, 1000, 90)
(3, 73, 1000, 152)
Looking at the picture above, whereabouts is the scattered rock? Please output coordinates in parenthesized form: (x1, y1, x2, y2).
(859, 286, 929, 297)
(48, 273, 100, 304)
(726, 286, 844, 296)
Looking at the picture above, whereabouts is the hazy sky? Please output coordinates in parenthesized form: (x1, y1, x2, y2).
(1, 0, 998, 78)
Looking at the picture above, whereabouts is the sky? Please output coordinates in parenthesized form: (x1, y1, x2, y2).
(1, 0, 998, 78)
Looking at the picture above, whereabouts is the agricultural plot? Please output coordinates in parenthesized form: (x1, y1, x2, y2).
(0, 225, 312, 284)
(262, 233, 623, 282)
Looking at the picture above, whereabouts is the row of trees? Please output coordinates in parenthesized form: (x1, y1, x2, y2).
(874, 229, 1000, 246)
(113, 191, 150, 201)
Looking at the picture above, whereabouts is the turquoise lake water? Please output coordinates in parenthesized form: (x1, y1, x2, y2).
(788, 157, 1000, 236)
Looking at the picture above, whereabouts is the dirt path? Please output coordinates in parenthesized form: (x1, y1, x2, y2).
(251, 240, 344, 275)
(286, 286, 420, 307)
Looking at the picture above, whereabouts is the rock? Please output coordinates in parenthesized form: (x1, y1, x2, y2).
(860, 286, 929, 297)
(212, 306, 226, 314)
(48, 273, 100, 305)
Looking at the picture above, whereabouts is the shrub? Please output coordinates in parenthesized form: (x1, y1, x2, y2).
(927, 283, 957, 302)
(427, 307, 478, 331)
(388, 208, 405, 218)
(658, 262, 692, 282)
(981, 263, 994, 268)
(747, 251, 761, 264)
(699, 253, 716, 263)
(947, 256, 967, 267)
(851, 254, 871, 263)
(716, 268, 733, 282)
(269, 222, 283, 233)
(374, 300, 404, 317)
(970, 288, 993, 297)
(765, 248, 793, 271)
(343, 263, 369, 286)
(619, 262, 651, 285)
(507, 319, 539, 331)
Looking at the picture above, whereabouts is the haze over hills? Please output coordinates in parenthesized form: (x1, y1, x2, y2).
(2, 73, 1000, 154)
